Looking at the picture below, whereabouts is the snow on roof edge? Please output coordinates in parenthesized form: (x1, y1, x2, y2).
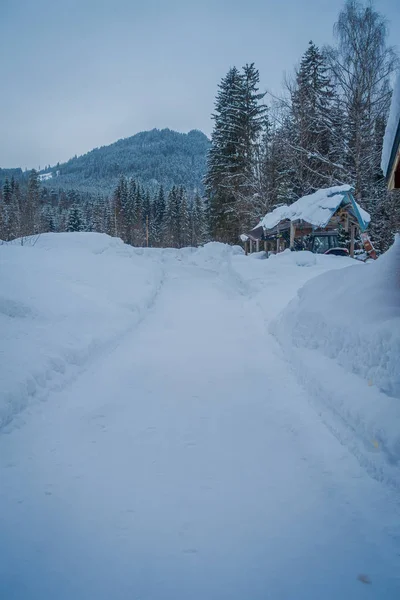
(381, 71, 400, 176)
(253, 185, 357, 232)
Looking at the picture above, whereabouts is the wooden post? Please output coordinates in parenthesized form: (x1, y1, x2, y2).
(290, 222, 296, 249)
(350, 224, 355, 258)
(146, 215, 149, 248)
(256, 240, 260, 253)
(264, 240, 267, 252)
(249, 240, 252, 254)
(245, 241, 248, 256)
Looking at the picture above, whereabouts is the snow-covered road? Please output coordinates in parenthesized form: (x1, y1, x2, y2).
(1, 235, 400, 598)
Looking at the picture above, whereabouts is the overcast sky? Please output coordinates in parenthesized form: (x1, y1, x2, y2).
(1, 0, 399, 169)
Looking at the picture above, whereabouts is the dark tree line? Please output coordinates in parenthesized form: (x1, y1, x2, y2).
(205, 0, 400, 251)
(0, 170, 208, 249)
(110, 175, 208, 248)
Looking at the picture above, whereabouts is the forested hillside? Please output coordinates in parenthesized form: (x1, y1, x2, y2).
(38, 128, 210, 194)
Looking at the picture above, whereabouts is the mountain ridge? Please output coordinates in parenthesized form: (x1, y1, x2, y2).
(34, 128, 211, 195)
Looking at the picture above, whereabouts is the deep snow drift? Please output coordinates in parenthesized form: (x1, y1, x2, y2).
(273, 236, 400, 398)
(0, 233, 163, 429)
(271, 237, 400, 487)
(1, 233, 400, 599)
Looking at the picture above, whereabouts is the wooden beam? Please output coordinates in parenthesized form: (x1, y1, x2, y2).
(388, 147, 400, 190)
(350, 224, 355, 258)
(290, 222, 296, 249)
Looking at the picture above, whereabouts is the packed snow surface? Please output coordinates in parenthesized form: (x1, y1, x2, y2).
(1, 233, 400, 599)
(382, 72, 400, 176)
(255, 184, 370, 232)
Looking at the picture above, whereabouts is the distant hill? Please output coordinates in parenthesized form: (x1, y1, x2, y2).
(36, 128, 211, 195)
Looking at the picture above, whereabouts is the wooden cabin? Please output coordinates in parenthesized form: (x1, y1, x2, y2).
(382, 73, 400, 190)
(242, 185, 371, 258)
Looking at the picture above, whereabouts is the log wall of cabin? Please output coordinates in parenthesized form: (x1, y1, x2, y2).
(388, 147, 400, 190)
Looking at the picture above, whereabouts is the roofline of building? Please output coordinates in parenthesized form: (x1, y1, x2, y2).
(386, 118, 400, 183)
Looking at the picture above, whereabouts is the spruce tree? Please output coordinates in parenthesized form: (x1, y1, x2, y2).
(205, 67, 245, 242)
(205, 64, 267, 241)
(67, 205, 84, 232)
(291, 41, 337, 194)
(133, 185, 144, 246)
(143, 190, 151, 246)
(2, 178, 11, 205)
(22, 169, 40, 236)
(153, 185, 166, 247)
(165, 186, 181, 247)
(178, 187, 190, 248)
(113, 175, 128, 240)
(190, 193, 208, 246)
(124, 178, 137, 245)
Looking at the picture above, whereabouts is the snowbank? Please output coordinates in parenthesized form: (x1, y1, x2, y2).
(0, 233, 163, 429)
(271, 237, 400, 482)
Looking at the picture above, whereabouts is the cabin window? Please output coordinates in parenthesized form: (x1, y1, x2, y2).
(312, 235, 338, 253)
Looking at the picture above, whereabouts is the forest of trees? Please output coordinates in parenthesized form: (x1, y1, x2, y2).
(1, 0, 399, 252)
(0, 170, 208, 249)
(205, 0, 400, 251)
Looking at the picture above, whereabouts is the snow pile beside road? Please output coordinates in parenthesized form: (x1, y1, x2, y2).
(0, 233, 163, 429)
(274, 237, 400, 397)
(272, 237, 400, 483)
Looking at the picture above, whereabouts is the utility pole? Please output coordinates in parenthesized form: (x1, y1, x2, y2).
(146, 215, 149, 248)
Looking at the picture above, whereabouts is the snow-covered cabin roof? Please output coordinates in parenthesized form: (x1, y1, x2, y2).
(381, 72, 400, 179)
(253, 185, 370, 233)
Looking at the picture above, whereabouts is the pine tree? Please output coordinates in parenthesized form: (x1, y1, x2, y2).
(133, 185, 144, 246)
(41, 206, 56, 232)
(21, 169, 40, 236)
(205, 67, 245, 242)
(205, 64, 267, 241)
(290, 41, 338, 194)
(238, 63, 268, 225)
(113, 175, 128, 240)
(67, 205, 84, 232)
(3, 178, 11, 205)
(91, 194, 107, 233)
(1, 178, 17, 240)
(190, 193, 208, 246)
(152, 185, 166, 247)
(178, 186, 190, 248)
(143, 190, 151, 247)
(125, 178, 136, 245)
(165, 186, 181, 247)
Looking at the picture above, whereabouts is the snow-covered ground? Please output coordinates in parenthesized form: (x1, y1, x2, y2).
(1, 233, 400, 599)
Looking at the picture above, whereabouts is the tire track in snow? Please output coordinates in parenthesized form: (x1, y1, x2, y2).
(0, 255, 166, 434)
